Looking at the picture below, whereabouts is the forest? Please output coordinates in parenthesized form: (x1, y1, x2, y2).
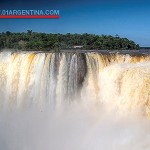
(0, 30, 140, 51)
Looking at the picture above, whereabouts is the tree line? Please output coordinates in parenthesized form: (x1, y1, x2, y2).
(0, 30, 140, 51)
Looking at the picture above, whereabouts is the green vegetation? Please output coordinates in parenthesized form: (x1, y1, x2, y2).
(0, 31, 140, 51)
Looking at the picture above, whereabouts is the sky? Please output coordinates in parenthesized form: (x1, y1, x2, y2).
(0, 0, 150, 46)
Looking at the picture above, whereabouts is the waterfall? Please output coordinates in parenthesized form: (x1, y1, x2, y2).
(0, 51, 149, 114)
(0, 51, 150, 150)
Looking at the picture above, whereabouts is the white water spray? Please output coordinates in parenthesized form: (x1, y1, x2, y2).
(0, 51, 150, 150)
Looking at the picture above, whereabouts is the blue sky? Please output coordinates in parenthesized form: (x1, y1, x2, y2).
(0, 0, 150, 46)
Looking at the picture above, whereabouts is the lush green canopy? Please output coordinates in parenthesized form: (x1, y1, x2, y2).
(0, 31, 140, 51)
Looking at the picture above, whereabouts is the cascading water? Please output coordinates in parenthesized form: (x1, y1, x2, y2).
(0, 51, 150, 150)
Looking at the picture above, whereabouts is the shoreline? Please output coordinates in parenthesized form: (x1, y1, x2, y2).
(1, 49, 150, 56)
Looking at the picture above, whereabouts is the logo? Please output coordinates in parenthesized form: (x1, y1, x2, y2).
(0, 9, 60, 19)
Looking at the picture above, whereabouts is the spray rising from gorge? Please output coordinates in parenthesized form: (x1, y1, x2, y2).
(0, 51, 150, 150)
